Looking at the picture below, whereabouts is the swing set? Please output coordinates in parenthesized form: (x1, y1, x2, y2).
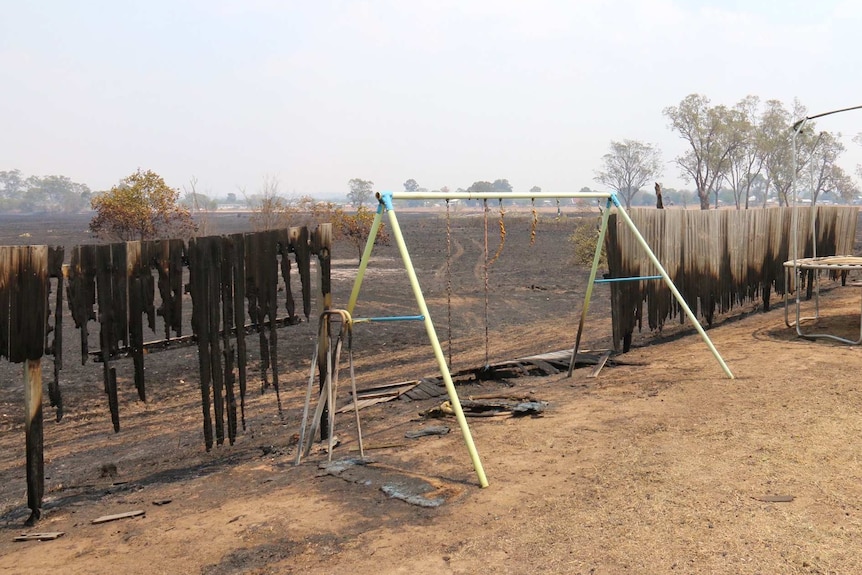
(296, 189, 734, 489)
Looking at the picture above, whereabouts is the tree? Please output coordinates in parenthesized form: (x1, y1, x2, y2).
(331, 205, 391, 262)
(23, 174, 91, 213)
(347, 178, 374, 208)
(825, 165, 858, 203)
(467, 181, 492, 193)
(247, 175, 290, 231)
(593, 139, 662, 209)
(760, 99, 815, 207)
(664, 94, 741, 210)
(90, 169, 197, 241)
(0, 170, 25, 202)
(491, 179, 513, 194)
(724, 95, 766, 209)
(182, 176, 216, 236)
(804, 131, 845, 206)
(0, 171, 90, 213)
(403, 179, 419, 193)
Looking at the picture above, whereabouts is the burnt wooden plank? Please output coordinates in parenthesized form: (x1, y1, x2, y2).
(106, 367, 119, 433)
(188, 237, 214, 451)
(140, 240, 157, 332)
(128, 274, 146, 402)
(154, 239, 173, 340)
(0, 247, 11, 360)
(254, 233, 270, 391)
(48, 247, 64, 420)
(110, 242, 128, 349)
(528, 359, 560, 375)
(315, 224, 332, 311)
(207, 237, 225, 446)
(16, 246, 49, 362)
(169, 239, 184, 337)
(9, 248, 26, 363)
(277, 228, 297, 323)
(264, 231, 281, 410)
(404, 386, 435, 400)
(67, 245, 98, 364)
(221, 235, 237, 444)
(95, 244, 113, 390)
(291, 226, 312, 320)
(127, 241, 146, 402)
(231, 233, 248, 430)
(243, 232, 268, 393)
(95, 244, 120, 430)
(16, 246, 49, 525)
(25, 361, 45, 526)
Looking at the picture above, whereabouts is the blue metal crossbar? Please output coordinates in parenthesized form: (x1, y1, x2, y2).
(594, 275, 663, 284)
(352, 315, 425, 323)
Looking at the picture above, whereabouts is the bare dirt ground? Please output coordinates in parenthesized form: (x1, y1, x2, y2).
(2, 209, 862, 574)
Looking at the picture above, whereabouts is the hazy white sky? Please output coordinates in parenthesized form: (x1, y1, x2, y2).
(3, 0, 862, 199)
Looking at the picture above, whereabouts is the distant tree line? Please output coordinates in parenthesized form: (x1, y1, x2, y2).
(0, 169, 92, 213)
(12, 92, 862, 218)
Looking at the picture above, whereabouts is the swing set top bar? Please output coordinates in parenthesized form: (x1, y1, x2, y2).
(382, 190, 620, 202)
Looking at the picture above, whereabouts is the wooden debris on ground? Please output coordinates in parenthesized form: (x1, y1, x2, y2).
(588, 350, 612, 378)
(92, 509, 146, 524)
(424, 395, 548, 418)
(404, 425, 450, 439)
(752, 494, 795, 503)
(338, 349, 616, 414)
(13, 532, 65, 542)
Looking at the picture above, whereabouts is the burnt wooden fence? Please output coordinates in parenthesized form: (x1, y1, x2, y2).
(3, 224, 330, 524)
(605, 206, 859, 351)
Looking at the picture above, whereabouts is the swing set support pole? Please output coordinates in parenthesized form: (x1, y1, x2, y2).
(567, 198, 613, 377)
(346, 202, 385, 316)
(379, 192, 489, 488)
(611, 195, 734, 379)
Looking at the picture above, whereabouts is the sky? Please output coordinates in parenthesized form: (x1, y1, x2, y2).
(3, 0, 862, 200)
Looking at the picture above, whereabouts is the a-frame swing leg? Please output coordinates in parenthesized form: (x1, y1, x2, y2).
(567, 199, 613, 377)
(348, 194, 489, 488)
(567, 196, 734, 380)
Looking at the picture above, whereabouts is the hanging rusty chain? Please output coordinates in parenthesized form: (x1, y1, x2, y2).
(487, 199, 506, 267)
(445, 199, 453, 369)
(530, 198, 538, 246)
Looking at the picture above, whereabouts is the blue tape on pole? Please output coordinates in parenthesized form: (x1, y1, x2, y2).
(594, 275, 663, 284)
(353, 315, 425, 323)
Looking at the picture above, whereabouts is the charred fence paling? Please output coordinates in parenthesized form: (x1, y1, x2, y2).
(0, 245, 56, 525)
(605, 207, 858, 351)
(4, 225, 330, 524)
(65, 225, 330, 443)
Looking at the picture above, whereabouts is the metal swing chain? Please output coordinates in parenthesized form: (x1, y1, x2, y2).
(445, 199, 453, 369)
(530, 198, 538, 246)
(483, 199, 490, 368)
(487, 199, 506, 267)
